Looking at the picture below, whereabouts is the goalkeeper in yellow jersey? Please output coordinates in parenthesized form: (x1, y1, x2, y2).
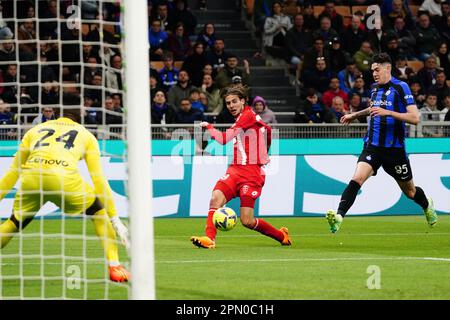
(0, 108, 130, 282)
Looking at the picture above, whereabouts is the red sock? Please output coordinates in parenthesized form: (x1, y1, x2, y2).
(205, 208, 217, 241)
(253, 218, 284, 243)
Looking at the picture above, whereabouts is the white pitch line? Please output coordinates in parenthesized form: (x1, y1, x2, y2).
(156, 256, 450, 264)
(155, 232, 450, 238)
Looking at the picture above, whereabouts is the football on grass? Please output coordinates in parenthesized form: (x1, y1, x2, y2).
(213, 207, 237, 231)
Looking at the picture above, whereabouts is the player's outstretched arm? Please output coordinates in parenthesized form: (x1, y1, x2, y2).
(341, 107, 370, 125)
(84, 142, 129, 249)
(0, 142, 30, 201)
(199, 121, 240, 145)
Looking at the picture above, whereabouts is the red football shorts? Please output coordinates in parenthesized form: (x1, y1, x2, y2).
(213, 165, 265, 208)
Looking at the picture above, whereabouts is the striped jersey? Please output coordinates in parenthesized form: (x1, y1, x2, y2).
(364, 77, 415, 148)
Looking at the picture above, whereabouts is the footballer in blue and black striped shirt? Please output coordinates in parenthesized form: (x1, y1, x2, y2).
(326, 53, 438, 234)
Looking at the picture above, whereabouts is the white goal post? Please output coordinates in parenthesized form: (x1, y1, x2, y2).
(123, 0, 155, 300)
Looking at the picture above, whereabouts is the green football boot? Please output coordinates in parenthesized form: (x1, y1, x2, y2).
(326, 209, 343, 233)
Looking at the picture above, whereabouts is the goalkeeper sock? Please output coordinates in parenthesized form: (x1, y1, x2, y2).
(0, 218, 18, 249)
(91, 208, 119, 264)
(253, 218, 284, 243)
(337, 180, 361, 217)
(205, 208, 217, 241)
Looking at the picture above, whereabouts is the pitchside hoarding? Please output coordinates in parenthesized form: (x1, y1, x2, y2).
(0, 139, 449, 218)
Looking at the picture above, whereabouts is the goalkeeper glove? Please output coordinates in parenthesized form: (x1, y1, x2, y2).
(111, 216, 130, 250)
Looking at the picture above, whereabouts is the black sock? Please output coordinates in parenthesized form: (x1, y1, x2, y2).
(412, 186, 429, 210)
(337, 180, 361, 218)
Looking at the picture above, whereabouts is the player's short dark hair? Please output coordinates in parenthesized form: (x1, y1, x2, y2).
(56, 107, 82, 123)
(372, 53, 392, 65)
(220, 84, 248, 100)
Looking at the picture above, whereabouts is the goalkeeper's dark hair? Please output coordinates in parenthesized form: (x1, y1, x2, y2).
(220, 84, 248, 100)
(372, 53, 392, 65)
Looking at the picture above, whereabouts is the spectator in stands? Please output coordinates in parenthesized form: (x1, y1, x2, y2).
(196, 23, 216, 50)
(18, 19, 36, 60)
(437, 1, 450, 30)
(420, 92, 444, 137)
(168, 22, 192, 61)
(84, 56, 102, 85)
(431, 41, 450, 78)
(251, 96, 277, 124)
(367, 18, 388, 54)
(200, 74, 222, 113)
(329, 36, 350, 73)
(302, 56, 335, 94)
(294, 88, 335, 123)
(417, 55, 439, 92)
(1, 64, 17, 104)
(285, 14, 312, 68)
(444, 94, 450, 121)
(106, 54, 123, 90)
(96, 96, 123, 125)
(81, 0, 98, 19)
(430, 69, 450, 110)
(158, 53, 180, 92)
(39, 0, 58, 39)
(312, 15, 339, 46)
(301, 3, 319, 32)
(41, 80, 59, 105)
(353, 41, 374, 74)
(174, 98, 205, 124)
(152, 90, 176, 124)
(152, 2, 173, 32)
(410, 78, 427, 109)
(341, 15, 367, 56)
(149, 19, 168, 61)
(414, 12, 442, 61)
(350, 75, 370, 108)
(388, 16, 416, 59)
(348, 92, 367, 123)
(0, 36, 15, 67)
(322, 76, 349, 109)
(167, 69, 197, 110)
(86, 73, 103, 107)
(420, 0, 443, 17)
(263, 1, 293, 61)
(206, 38, 229, 71)
(0, 99, 17, 138)
(215, 55, 250, 90)
(183, 42, 208, 87)
(338, 57, 361, 94)
(189, 88, 207, 112)
(302, 36, 330, 71)
(32, 106, 55, 125)
(172, 0, 197, 36)
(330, 96, 349, 122)
(383, 0, 414, 31)
(392, 55, 415, 82)
(83, 44, 100, 63)
(385, 35, 404, 63)
(318, 0, 344, 34)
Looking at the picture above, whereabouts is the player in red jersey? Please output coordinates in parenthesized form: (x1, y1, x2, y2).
(190, 84, 291, 249)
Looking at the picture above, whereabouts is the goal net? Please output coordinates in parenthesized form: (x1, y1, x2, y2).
(0, 0, 153, 299)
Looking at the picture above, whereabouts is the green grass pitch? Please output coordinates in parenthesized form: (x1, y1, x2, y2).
(1, 215, 450, 299)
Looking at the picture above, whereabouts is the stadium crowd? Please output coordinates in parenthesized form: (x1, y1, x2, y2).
(0, 0, 449, 136)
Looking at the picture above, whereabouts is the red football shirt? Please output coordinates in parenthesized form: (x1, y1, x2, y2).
(206, 106, 272, 166)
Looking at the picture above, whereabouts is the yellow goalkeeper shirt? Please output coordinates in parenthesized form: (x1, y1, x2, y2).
(0, 117, 117, 216)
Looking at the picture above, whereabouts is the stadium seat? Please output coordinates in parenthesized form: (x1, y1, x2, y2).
(313, 6, 324, 17)
(150, 61, 184, 70)
(407, 60, 424, 73)
(335, 6, 351, 18)
(351, 6, 368, 15)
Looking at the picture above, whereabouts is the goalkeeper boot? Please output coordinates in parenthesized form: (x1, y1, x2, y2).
(424, 197, 438, 227)
(190, 236, 215, 249)
(109, 265, 131, 282)
(326, 209, 343, 233)
(280, 227, 292, 246)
